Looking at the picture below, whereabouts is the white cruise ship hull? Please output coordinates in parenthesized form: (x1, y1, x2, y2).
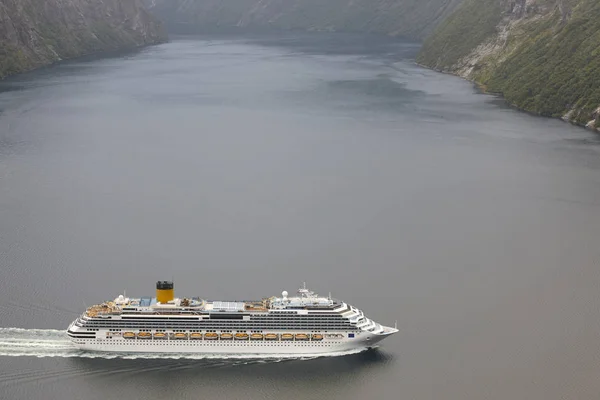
(70, 330, 396, 355)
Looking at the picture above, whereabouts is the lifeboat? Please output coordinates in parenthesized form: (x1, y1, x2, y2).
(250, 333, 263, 340)
(234, 333, 249, 340)
(173, 333, 188, 340)
(123, 332, 135, 339)
(153, 332, 166, 339)
(137, 332, 152, 339)
(190, 333, 203, 340)
(204, 333, 218, 340)
(220, 333, 233, 340)
(311, 334, 323, 341)
(281, 333, 294, 341)
(265, 333, 278, 340)
(295, 334, 309, 341)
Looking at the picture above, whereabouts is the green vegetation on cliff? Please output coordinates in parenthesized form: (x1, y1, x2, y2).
(0, 43, 29, 77)
(0, 0, 167, 79)
(417, 0, 503, 68)
(486, 1, 600, 125)
(418, 0, 600, 129)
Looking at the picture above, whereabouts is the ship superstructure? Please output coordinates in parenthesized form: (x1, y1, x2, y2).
(67, 281, 397, 354)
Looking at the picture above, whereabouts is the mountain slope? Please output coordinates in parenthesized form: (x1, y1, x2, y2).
(0, 0, 167, 78)
(144, 0, 462, 40)
(418, 0, 600, 130)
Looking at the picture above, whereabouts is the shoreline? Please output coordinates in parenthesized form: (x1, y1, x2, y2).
(414, 61, 600, 135)
(0, 39, 168, 82)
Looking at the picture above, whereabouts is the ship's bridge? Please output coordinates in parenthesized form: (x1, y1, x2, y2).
(270, 284, 334, 309)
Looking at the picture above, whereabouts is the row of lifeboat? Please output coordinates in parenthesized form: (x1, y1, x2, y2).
(121, 332, 324, 341)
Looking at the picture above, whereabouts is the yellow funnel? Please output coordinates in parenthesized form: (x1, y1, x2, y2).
(156, 281, 174, 303)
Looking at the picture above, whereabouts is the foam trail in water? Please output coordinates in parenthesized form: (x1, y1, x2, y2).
(0, 328, 371, 360)
(0, 328, 75, 358)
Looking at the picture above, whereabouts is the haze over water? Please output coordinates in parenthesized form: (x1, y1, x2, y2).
(1, 33, 600, 400)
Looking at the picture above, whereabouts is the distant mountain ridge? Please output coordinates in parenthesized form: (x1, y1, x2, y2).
(0, 0, 166, 78)
(143, 0, 462, 39)
(2, 0, 598, 133)
(418, 0, 600, 131)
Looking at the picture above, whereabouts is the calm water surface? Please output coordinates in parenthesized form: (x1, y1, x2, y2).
(1, 33, 600, 400)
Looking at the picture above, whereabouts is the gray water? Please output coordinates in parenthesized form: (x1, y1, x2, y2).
(1, 33, 600, 400)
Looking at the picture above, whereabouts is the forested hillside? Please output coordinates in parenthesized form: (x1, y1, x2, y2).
(0, 0, 166, 78)
(418, 0, 600, 130)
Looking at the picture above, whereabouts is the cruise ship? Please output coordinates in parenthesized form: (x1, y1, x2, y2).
(67, 281, 398, 355)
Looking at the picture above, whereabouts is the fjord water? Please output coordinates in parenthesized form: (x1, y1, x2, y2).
(1, 33, 600, 400)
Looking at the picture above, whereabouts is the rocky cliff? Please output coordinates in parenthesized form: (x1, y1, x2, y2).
(143, 0, 462, 40)
(418, 0, 600, 131)
(0, 0, 167, 78)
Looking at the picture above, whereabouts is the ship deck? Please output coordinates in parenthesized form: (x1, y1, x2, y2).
(85, 297, 343, 317)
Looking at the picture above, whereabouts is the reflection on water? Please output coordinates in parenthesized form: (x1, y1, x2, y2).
(68, 347, 394, 375)
(70, 349, 394, 400)
(0, 350, 394, 400)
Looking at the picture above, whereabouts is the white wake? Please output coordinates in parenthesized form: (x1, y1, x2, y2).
(0, 328, 371, 360)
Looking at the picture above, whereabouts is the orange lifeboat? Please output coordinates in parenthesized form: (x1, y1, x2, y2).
(204, 333, 218, 340)
(250, 333, 263, 340)
(234, 333, 249, 340)
(173, 333, 188, 340)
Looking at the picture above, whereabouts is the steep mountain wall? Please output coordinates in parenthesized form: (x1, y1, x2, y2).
(418, 0, 600, 131)
(0, 0, 167, 78)
(143, 0, 462, 40)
